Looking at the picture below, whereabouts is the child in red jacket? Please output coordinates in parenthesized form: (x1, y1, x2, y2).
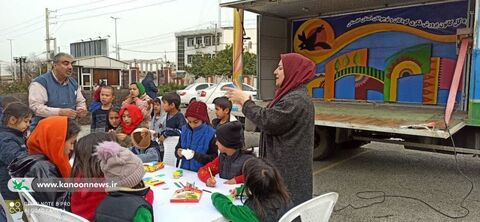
(70, 132, 114, 221)
(198, 121, 253, 186)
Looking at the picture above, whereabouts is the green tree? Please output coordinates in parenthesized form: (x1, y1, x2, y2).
(213, 45, 233, 77)
(184, 44, 257, 79)
(243, 51, 256, 76)
(185, 53, 210, 79)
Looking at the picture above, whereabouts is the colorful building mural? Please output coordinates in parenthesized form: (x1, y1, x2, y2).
(293, 1, 468, 105)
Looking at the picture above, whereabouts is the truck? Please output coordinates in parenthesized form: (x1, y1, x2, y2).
(221, 0, 480, 159)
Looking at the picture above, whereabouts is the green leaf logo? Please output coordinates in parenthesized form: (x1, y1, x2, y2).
(12, 179, 30, 191)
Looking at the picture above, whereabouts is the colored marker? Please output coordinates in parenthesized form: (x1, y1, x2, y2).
(174, 182, 181, 188)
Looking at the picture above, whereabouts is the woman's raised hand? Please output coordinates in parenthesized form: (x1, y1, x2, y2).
(225, 87, 250, 105)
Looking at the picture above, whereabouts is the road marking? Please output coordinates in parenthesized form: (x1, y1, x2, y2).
(313, 149, 371, 175)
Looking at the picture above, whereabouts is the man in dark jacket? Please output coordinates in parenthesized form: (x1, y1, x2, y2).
(142, 72, 158, 100)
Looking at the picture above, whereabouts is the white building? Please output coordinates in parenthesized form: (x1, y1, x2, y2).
(175, 27, 257, 74)
(0, 60, 13, 82)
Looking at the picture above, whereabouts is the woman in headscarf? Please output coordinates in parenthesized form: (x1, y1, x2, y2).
(9, 116, 81, 209)
(226, 53, 315, 206)
(142, 72, 158, 100)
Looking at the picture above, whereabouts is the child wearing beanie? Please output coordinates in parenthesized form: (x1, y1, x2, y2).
(198, 121, 253, 186)
(94, 141, 154, 222)
(175, 101, 217, 172)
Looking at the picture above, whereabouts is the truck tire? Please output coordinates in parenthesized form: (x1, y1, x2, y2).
(314, 126, 335, 160)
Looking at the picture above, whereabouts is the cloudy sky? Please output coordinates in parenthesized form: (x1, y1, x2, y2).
(0, 0, 257, 63)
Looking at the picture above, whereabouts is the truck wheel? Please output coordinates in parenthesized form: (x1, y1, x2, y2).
(314, 126, 335, 160)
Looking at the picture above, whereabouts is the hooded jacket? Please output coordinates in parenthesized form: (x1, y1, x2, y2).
(0, 125, 28, 200)
(9, 154, 68, 209)
(8, 116, 72, 209)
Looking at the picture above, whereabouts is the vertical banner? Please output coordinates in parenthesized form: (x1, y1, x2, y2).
(233, 8, 244, 89)
(445, 38, 471, 125)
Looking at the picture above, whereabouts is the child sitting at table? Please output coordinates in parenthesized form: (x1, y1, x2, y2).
(130, 127, 163, 163)
(70, 132, 114, 221)
(116, 104, 145, 147)
(175, 101, 217, 171)
(211, 158, 293, 222)
(94, 141, 153, 222)
(197, 121, 253, 186)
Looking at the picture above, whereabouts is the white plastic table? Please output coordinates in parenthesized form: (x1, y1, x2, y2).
(145, 165, 240, 222)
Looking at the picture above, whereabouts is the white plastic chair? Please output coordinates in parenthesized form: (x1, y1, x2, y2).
(278, 192, 339, 222)
(0, 193, 14, 222)
(24, 204, 88, 222)
(18, 190, 37, 206)
(163, 136, 180, 167)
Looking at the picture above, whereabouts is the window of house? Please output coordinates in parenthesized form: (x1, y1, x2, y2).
(204, 36, 212, 46)
(187, 55, 194, 64)
(187, 37, 194, 47)
(196, 37, 203, 45)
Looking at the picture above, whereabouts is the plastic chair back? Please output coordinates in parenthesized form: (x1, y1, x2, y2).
(278, 192, 339, 222)
(0, 193, 14, 222)
(24, 204, 89, 222)
(18, 190, 37, 206)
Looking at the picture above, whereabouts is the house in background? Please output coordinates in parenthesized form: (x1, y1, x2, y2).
(73, 55, 130, 90)
(175, 27, 257, 87)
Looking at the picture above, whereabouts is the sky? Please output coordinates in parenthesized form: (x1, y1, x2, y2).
(0, 0, 257, 64)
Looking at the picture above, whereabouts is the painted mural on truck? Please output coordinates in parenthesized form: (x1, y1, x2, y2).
(292, 0, 468, 105)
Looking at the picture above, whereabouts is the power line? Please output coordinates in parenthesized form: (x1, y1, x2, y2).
(6, 26, 45, 40)
(117, 20, 246, 45)
(56, 0, 138, 17)
(121, 38, 172, 47)
(56, 0, 176, 23)
(121, 48, 176, 54)
(119, 33, 172, 45)
(55, 0, 105, 11)
(0, 19, 43, 35)
(0, 15, 43, 33)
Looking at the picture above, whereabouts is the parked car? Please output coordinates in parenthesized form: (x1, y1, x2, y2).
(177, 83, 214, 105)
(197, 82, 257, 104)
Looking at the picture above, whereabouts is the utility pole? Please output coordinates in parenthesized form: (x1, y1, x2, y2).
(214, 23, 218, 54)
(7, 39, 16, 80)
(53, 38, 57, 54)
(111, 16, 120, 60)
(218, 0, 222, 29)
(45, 8, 52, 69)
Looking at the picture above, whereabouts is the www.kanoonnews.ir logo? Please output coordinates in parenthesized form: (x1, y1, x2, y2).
(8, 178, 119, 192)
(7, 178, 33, 192)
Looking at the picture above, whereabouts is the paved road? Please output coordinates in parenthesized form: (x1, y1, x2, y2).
(315, 142, 480, 222)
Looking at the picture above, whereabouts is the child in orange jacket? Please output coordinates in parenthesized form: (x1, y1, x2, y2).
(198, 121, 253, 186)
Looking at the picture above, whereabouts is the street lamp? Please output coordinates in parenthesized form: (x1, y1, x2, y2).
(14, 56, 27, 82)
(110, 16, 119, 60)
